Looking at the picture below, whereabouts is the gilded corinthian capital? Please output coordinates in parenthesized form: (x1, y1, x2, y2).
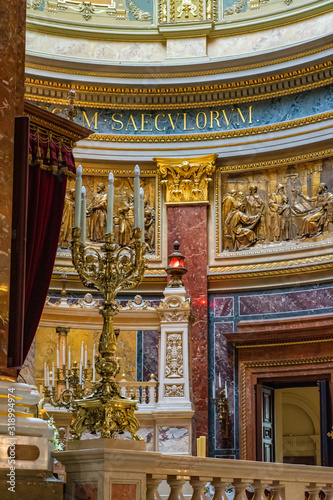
(155, 154, 217, 204)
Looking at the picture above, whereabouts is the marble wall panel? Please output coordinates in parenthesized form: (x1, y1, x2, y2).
(167, 205, 208, 439)
(75, 483, 98, 500)
(142, 330, 159, 381)
(158, 426, 189, 453)
(166, 37, 207, 59)
(214, 297, 234, 317)
(111, 483, 136, 500)
(214, 322, 234, 450)
(239, 287, 333, 316)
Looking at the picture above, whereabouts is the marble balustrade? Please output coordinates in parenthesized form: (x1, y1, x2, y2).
(55, 443, 333, 500)
(119, 377, 157, 411)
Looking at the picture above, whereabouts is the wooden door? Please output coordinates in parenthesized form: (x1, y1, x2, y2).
(318, 380, 333, 466)
(256, 384, 275, 462)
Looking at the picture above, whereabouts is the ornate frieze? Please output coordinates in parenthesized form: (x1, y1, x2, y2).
(156, 155, 217, 204)
(164, 383, 185, 397)
(59, 173, 158, 257)
(219, 158, 333, 252)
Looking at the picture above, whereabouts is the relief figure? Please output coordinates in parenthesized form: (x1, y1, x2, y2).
(221, 189, 236, 234)
(268, 184, 286, 242)
(118, 194, 135, 246)
(277, 196, 292, 241)
(225, 201, 260, 250)
(59, 188, 75, 249)
(246, 185, 266, 242)
(87, 182, 107, 242)
(297, 183, 333, 237)
(144, 199, 155, 253)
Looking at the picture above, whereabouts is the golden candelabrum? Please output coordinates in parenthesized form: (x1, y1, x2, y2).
(44, 361, 93, 411)
(213, 385, 230, 439)
(70, 226, 146, 439)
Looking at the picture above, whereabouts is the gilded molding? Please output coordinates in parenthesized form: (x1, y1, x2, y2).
(209, 254, 333, 274)
(25, 62, 333, 110)
(236, 337, 333, 349)
(240, 356, 333, 459)
(156, 154, 217, 204)
(217, 149, 333, 173)
(209, 260, 333, 280)
(52, 265, 166, 276)
(25, 42, 333, 79)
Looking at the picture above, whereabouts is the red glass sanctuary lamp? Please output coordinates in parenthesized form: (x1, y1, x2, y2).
(166, 241, 187, 287)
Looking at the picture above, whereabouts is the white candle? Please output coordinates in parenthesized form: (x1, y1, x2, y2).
(212, 381, 216, 399)
(46, 367, 49, 387)
(218, 373, 221, 388)
(134, 164, 140, 227)
(92, 344, 96, 382)
(52, 363, 55, 387)
(79, 362, 82, 384)
(225, 381, 228, 399)
(139, 187, 145, 242)
(106, 172, 114, 234)
(74, 164, 83, 227)
(44, 362, 47, 385)
(62, 340, 66, 366)
(56, 344, 60, 369)
(68, 345, 71, 369)
(84, 345, 87, 369)
(81, 341, 84, 365)
(80, 186, 86, 243)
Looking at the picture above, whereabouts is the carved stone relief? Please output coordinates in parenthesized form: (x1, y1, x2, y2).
(221, 159, 333, 251)
(59, 175, 157, 255)
(164, 383, 185, 397)
(165, 333, 184, 378)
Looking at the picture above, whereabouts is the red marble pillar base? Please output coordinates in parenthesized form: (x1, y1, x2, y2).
(167, 205, 208, 439)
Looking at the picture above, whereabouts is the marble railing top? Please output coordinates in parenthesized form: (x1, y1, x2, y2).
(55, 444, 333, 484)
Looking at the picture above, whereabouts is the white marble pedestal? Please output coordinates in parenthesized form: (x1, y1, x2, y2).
(55, 439, 147, 500)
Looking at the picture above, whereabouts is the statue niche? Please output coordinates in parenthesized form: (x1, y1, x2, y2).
(221, 161, 333, 252)
(58, 175, 157, 254)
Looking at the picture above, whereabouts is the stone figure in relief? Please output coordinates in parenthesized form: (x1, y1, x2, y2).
(118, 194, 135, 246)
(144, 199, 155, 253)
(277, 196, 292, 241)
(296, 183, 333, 238)
(59, 188, 75, 249)
(222, 189, 237, 233)
(245, 185, 266, 242)
(225, 201, 260, 250)
(269, 184, 286, 242)
(87, 182, 107, 242)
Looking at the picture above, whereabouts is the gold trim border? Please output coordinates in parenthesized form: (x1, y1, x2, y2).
(236, 337, 333, 349)
(240, 355, 333, 459)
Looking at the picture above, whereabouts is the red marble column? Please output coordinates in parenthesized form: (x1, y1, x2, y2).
(167, 205, 208, 439)
(0, 0, 26, 375)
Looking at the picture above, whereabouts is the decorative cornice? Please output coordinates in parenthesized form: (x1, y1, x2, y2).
(209, 254, 333, 274)
(208, 260, 333, 281)
(24, 60, 333, 109)
(217, 148, 333, 172)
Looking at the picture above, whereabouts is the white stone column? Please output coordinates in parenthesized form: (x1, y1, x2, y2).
(156, 285, 194, 413)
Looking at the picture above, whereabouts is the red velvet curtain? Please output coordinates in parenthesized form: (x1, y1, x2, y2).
(23, 127, 76, 361)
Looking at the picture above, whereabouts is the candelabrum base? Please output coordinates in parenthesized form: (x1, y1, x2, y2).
(70, 395, 142, 441)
